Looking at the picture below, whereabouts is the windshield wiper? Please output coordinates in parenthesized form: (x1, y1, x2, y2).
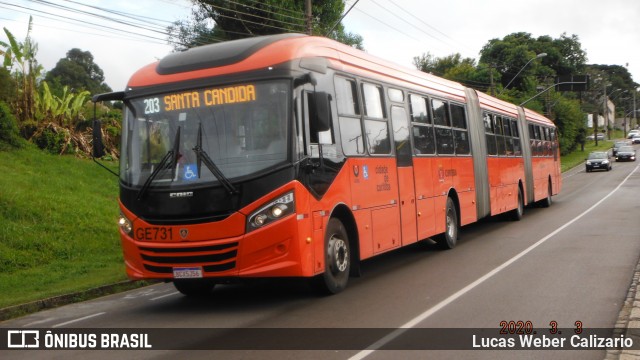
(193, 122, 238, 195)
(137, 126, 181, 200)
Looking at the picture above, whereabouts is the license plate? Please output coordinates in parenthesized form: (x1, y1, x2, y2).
(173, 267, 203, 279)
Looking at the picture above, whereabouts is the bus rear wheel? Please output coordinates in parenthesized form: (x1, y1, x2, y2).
(509, 187, 524, 221)
(539, 181, 552, 208)
(436, 197, 458, 249)
(173, 279, 216, 296)
(314, 218, 350, 295)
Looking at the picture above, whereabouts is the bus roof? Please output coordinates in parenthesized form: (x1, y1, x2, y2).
(127, 33, 466, 100)
(476, 91, 520, 118)
(523, 107, 555, 126)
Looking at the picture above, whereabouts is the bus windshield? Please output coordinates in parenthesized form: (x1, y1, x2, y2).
(120, 80, 290, 189)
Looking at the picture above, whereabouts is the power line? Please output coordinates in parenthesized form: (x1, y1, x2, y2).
(198, 2, 306, 32)
(386, 0, 475, 54)
(0, 1, 184, 46)
(221, 0, 306, 22)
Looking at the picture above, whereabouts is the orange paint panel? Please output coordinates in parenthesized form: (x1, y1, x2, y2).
(349, 158, 399, 210)
(413, 157, 435, 199)
(458, 190, 477, 226)
(353, 210, 373, 260)
(312, 211, 326, 274)
(433, 195, 448, 235)
(397, 166, 418, 246)
(433, 157, 453, 197)
(372, 206, 400, 254)
(416, 197, 436, 240)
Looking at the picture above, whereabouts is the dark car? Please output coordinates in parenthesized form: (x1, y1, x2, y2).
(585, 151, 612, 172)
(616, 146, 636, 162)
(613, 140, 632, 156)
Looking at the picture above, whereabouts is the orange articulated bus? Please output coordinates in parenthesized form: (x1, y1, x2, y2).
(93, 33, 561, 295)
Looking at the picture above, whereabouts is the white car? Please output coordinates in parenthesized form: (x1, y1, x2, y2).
(628, 130, 640, 139)
(633, 135, 640, 144)
(586, 133, 605, 140)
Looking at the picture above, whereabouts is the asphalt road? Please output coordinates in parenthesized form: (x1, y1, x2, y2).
(3, 153, 640, 360)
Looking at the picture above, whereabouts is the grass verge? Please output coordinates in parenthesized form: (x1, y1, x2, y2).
(0, 145, 127, 309)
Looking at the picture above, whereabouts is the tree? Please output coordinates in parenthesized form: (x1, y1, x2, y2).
(167, 0, 363, 50)
(413, 52, 491, 92)
(479, 32, 587, 94)
(45, 48, 112, 96)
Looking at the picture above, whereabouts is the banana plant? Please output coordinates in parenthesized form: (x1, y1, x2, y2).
(1, 16, 42, 123)
(36, 82, 89, 126)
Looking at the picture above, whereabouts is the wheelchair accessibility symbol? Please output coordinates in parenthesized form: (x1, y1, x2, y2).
(183, 164, 197, 181)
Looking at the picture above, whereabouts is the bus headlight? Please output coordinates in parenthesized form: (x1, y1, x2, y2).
(118, 213, 133, 235)
(247, 192, 294, 232)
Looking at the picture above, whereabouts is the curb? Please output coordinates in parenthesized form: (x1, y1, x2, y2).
(0, 280, 154, 322)
(606, 255, 640, 359)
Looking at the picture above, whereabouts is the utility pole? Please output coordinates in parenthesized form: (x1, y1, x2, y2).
(594, 112, 599, 147)
(601, 82, 607, 145)
(305, 0, 312, 35)
(634, 89, 638, 129)
(489, 64, 496, 96)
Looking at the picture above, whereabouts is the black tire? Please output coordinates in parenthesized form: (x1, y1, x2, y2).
(509, 187, 524, 221)
(314, 218, 350, 295)
(539, 181, 552, 208)
(435, 197, 458, 249)
(173, 279, 216, 296)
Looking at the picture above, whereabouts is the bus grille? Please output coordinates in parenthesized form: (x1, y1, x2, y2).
(139, 242, 238, 274)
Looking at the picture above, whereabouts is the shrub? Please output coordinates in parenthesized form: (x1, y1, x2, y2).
(0, 101, 24, 148)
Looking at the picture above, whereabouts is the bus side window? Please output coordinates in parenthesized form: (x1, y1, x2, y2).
(527, 123, 535, 156)
(335, 76, 364, 156)
(484, 113, 497, 156)
(510, 119, 522, 156)
(410, 94, 435, 155)
(450, 103, 469, 155)
(391, 106, 412, 166)
(339, 117, 364, 155)
(503, 117, 514, 156)
(362, 82, 390, 154)
(362, 83, 385, 119)
(335, 77, 360, 116)
(495, 115, 506, 156)
(432, 99, 450, 126)
(435, 127, 454, 155)
(544, 127, 552, 156)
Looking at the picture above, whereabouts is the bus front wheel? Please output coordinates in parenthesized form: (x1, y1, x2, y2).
(315, 218, 350, 294)
(436, 197, 458, 249)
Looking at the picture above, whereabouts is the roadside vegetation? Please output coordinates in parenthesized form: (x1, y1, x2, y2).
(0, 145, 124, 309)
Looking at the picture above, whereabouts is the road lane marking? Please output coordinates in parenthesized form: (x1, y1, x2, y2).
(150, 291, 180, 301)
(52, 312, 106, 328)
(23, 318, 56, 327)
(349, 164, 640, 360)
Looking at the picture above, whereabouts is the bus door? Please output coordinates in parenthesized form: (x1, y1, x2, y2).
(391, 105, 418, 246)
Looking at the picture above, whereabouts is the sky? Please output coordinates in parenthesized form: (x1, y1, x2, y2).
(2, 0, 640, 93)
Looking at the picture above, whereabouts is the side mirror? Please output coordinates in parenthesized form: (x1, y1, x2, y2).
(310, 92, 331, 133)
(92, 119, 105, 158)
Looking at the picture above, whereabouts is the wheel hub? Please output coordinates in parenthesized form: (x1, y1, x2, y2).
(332, 237, 348, 273)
